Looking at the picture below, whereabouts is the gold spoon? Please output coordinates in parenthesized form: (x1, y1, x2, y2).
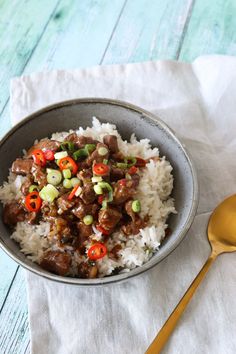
(146, 194, 236, 354)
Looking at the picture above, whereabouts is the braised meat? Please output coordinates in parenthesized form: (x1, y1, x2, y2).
(80, 183, 96, 204)
(86, 142, 109, 165)
(110, 166, 125, 182)
(122, 217, 147, 236)
(78, 262, 98, 279)
(113, 179, 137, 205)
(11, 158, 33, 175)
(3, 132, 149, 279)
(3, 201, 26, 226)
(31, 163, 47, 188)
(98, 207, 122, 231)
(65, 133, 98, 148)
(57, 193, 75, 213)
(27, 139, 60, 156)
(103, 135, 119, 153)
(40, 250, 71, 276)
(72, 200, 98, 219)
(76, 221, 93, 238)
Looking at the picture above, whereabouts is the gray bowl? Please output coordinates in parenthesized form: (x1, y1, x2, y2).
(0, 98, 198, 285)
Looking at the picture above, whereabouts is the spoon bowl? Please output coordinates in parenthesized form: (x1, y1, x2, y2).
(208, 194, 236, 254)
(146, 194, 236, 353)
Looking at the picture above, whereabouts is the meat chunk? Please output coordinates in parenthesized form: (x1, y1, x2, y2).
(113, 179, 137, 205)
(11, 158, 33, 176)
(77, 170, 92, 184)
(103, 135, 119, 153)
(86, 143, 109, 165)
(98, 207, 122, 231)
(41, 201, 58, 221)
(76, 221, 93, 238)
(78, 262, 98, 279)
(26, 212, 38, 224)
(131, 173, 140, 188)
(109, 244, 122, 260)
(110, 166, 125, 182)
(57, 193, 75, 213)
(3, 201, 26, 226)
(27, 139, 60, 156)
(20, 175, 33, 195)
(40, 251, 71, 276)
(72, 200, 98, 219)
(80, 183, 96, 204)
(65, 133, 98, 148)
(121, 217, 147, 236)
(31, 163, 47, 188)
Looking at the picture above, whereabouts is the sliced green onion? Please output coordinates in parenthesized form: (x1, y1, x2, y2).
(75, 186, 82, 196)
(132, 200, 141, 213)
(97, 181, 112, 192)
(73, 148, 88, 160)
(83, 215, 93, 225)
(85, 144, 96, 154)
(47, 170, 62, 186)
(56, 159, 60, 166)
(125, 173, 132, 180)
(62, 168, 71, 179)
(124, 156, 137, 167)
(71, 177, 81, 187)
(61, 141, 75, 151)
(116, 162, 127, 169)
(107, 190, 113, 202)
(101, 200, 108, 210)
(54, 151, 68, 160)
(92, 176, 103, 183)
(29, 184, 39, 193)
(103, 159, 108, 165)
(98, 146, 108, 156)
(39, 184, 59, 202)
(63, 179, 72, 189)
(94, 184, 103, 195)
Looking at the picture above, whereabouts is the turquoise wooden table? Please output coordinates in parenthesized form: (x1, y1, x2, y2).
(0, 0, 236, 352)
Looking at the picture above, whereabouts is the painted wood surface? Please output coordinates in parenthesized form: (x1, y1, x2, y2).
(0, 0, 236, 352)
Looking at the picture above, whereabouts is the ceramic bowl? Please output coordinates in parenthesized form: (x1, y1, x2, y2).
(0, 98, 198, 285)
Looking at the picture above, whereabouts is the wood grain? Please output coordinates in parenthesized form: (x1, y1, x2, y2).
(102, 0, 193, 64)
(0, 268, 29, 354)
(0, 0, 59, 116)
(179, 0, 236, 60)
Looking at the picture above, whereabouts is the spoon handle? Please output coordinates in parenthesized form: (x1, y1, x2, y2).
(145, 252, 217, 354)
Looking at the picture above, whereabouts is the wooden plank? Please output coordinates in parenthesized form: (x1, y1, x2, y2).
(0, 104, 11, 138)
(0, 0, 59, 116)
(102, 0, 193, 64)
(0, 250, 18, 310)
(0, 268, 29, 354)
(24, 0, 126, 72)
(179, 0, 236, 60)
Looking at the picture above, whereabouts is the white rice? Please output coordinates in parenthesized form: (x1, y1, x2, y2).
(0, 117, 176, 277)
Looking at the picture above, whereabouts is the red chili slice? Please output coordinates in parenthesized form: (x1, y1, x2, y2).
(135, 157, 146, 168)
(96, 224, 110, 235)
(31, 149, 46, 167)
(93, 163, 109, 176)
(59, 156, 78, 175)
(68, 185, 80, 201)
(128, 166, 138, 175)
(118, 179, 127, 186)
(44, 150, 55, 161)
(25, 191, 42, 212)
(87, 243, 107, 260)
(98, 195, 104, 204)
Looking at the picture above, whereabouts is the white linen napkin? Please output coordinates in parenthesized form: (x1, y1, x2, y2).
(11, 56, 236, 354)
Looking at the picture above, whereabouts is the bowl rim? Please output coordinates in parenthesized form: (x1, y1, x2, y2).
(0, 97, 199, 285)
